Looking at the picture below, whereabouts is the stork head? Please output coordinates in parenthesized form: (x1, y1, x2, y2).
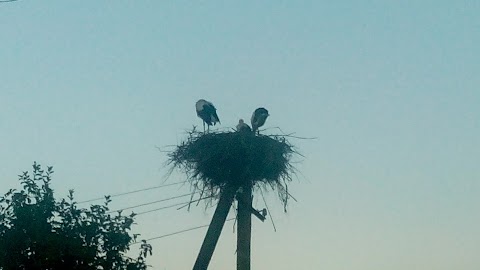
(195, 99, 209, 112)
(255, 107, 269, 117)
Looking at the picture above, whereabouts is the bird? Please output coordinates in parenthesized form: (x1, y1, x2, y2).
(236, 119, 252, 133)
(251, 107, 269, 134)
(195, 99, 220, 132)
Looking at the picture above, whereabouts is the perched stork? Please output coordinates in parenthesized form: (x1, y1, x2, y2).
(236, 119, 252, 133)
(195, 99, 220, 132)
(251, 107, 269, 134)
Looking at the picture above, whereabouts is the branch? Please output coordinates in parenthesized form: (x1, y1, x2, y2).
(263, 127, 318, 140)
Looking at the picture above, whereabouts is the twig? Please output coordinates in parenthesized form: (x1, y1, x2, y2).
(176, 196, 214, 210)
(260, 188, 276, 232)
(263, 127, 317, 140)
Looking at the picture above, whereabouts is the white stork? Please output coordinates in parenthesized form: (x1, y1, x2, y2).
(236, 119, 252, 133)
(251, 107, 269, 134)
(195, 99, 220, 132)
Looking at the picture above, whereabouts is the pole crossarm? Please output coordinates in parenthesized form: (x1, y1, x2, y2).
(236, 193, 267, 222)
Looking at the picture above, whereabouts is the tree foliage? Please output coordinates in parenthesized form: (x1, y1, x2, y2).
(0, 162, 152, 270)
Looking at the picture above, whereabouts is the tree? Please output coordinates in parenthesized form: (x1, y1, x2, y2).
(0, 162, 152, 270)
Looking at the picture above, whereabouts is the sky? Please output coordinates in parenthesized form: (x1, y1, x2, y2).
(1, 1, 479, 269)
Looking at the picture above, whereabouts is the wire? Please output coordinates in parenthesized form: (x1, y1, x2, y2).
(77, 181, 188, 204)
(135, 196, 213, 216)
(107, 192, 196, 214)
(130, 218, 236, 245)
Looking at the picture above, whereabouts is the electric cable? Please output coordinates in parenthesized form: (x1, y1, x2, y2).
(130, 218, 236, 245)
(107, 192, 197, 214)
(77, 181, 188, 204)
(134, 196, 214, 216)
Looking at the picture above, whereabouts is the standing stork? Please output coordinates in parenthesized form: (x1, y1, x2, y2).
(196, 99, 220, 132)
(251, 107, 269, 134)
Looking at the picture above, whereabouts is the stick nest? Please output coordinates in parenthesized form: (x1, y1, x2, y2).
(168, 129, 297, 207)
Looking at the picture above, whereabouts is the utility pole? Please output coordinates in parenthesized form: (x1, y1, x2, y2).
(236, 181, 252, 270)
(193, 184, 237, 270)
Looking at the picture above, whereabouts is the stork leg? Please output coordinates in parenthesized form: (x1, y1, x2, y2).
(203, 121, 206, 133)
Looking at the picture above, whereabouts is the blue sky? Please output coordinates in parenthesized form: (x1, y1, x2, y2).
(1, 1, 479, 269)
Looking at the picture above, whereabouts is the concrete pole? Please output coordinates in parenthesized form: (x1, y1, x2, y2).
(193, 184, 237, 270)
(236, 181, 252, 270)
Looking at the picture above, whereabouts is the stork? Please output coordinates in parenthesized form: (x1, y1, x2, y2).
(251, 107, 269, 134)
(236, 119, 252, 133)
(195, 99, 220, 132)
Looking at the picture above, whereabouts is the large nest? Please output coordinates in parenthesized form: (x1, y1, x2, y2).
(168, 129, 297, 208)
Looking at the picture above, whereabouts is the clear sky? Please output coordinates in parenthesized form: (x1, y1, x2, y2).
(1, 1, 479, 269)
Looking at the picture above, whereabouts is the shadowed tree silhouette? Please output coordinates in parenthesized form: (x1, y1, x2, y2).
(0, 162, 152, 270)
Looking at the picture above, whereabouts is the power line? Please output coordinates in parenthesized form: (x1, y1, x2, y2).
(77, 181, 188, 204)
(107, 192, 196, 214)
(135, 196, 214, 216)
(130, 218, 236, 245)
